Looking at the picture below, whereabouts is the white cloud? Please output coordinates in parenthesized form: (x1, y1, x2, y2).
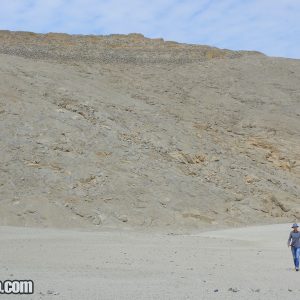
(0, 0, 299, 58)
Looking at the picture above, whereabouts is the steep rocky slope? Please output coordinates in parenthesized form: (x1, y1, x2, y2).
(0, 30, 299, 231)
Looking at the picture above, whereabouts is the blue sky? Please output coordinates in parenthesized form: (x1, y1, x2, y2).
(0, 0, 299, 58)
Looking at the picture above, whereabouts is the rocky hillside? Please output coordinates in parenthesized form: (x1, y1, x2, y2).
(0, 30, 299, 231)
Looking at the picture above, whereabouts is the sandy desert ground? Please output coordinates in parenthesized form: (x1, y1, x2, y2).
(0, 223, 299, 300)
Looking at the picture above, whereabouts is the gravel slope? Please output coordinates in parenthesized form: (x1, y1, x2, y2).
(0, 30, 299, 231)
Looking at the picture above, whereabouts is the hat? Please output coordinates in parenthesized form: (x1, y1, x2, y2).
(291, 223, 299, 228)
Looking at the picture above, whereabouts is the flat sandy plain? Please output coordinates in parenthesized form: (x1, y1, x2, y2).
(0, 223, 299, 299)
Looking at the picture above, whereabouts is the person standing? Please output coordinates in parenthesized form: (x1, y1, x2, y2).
(287, 223, 300, 271)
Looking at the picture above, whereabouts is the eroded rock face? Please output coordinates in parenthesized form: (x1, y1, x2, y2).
(0, 30, 299, 231)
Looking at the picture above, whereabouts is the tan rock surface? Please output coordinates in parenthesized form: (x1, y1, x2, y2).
(0, 30, 299, 231)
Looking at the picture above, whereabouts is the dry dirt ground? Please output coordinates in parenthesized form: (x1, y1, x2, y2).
(0, 223, 299, 300)
(0, 30, 299, 231)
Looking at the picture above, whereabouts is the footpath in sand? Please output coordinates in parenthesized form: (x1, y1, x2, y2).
(0, 223, 299, 299)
